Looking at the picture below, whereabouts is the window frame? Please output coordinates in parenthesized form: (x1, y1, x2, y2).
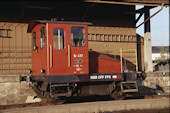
(53, 28, 65, 50)
(40, 26, 45, 48)
(32, 32, 36, 51)
(70, 26, 86, 47)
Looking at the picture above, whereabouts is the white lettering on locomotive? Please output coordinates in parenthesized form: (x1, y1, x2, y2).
(75, 64, 79, 67)
(76, 67, 82, 71)
(78, 54, 83, 58)
(90, 75, 112, 80)
(80, 71, 84, 73)
(105, 75, 111, 79)
(98, 75, 104, 79)
(90, 76, 97, 79)
(73, 54, 77, 58)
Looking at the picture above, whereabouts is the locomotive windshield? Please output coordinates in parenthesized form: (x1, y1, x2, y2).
(71, 27, 85, 46)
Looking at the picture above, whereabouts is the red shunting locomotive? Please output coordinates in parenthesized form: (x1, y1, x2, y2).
(21, 20, 144, 101)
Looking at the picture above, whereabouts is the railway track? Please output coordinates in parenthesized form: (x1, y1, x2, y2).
(0, 94, 169, 110)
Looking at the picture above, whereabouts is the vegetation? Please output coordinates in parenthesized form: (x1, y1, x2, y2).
(154, 47, 169, 65)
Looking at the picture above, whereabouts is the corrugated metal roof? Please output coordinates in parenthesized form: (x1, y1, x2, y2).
(86, 0, 170, 6)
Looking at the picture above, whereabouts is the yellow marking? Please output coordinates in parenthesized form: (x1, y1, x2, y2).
(50, 45, 52, 68)
(120, 48, 123, 73)
(68, 45, 71, 67)
(135, 49, 138, 72)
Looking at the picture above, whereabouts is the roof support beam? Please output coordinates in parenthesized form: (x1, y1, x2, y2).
(135, 6, 154, 13)
(82, 4, 95, 21)
(20, 1, 28, 20)
(136, 3, 164, 28)
(135, 13, 143, 24)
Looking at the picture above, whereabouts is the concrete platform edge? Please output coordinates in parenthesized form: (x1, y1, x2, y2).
(1, 98, 169, 113)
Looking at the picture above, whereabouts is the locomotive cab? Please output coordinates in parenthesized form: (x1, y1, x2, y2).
(28, 20, 91, 76)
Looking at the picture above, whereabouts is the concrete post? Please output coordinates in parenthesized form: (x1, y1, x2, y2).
(144, 9, 153, 72)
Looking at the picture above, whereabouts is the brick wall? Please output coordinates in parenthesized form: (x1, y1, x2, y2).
(138, 72, 170, 95)
(0, 22, 31, 75)
(0, 75, 36, 105)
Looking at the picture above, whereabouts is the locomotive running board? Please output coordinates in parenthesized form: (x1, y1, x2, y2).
(121, 81, 138, 93)
(20, 73, 124, 83)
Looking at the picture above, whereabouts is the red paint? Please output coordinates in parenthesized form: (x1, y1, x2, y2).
(89, 51, 121, 73)
(31, 24, 47, 76)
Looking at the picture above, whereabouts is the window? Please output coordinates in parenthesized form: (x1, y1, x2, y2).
(71, 27, 86, 46)
(32, 32, 36, 50)
(53, 29, 65, 50)
(40, 26, 45, 48)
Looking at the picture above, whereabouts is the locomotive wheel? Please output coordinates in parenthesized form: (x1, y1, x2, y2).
(39, 93, 65, 104)
(49, 97, 66, 104)
(111, 91, 124, 100)
(111, 82, 124, 100)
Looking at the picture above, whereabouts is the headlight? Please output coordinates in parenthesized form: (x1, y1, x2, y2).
(41, 68, 45, 74)
(28, 69, 32, 74)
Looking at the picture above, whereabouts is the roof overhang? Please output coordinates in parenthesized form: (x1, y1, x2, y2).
(85, 0, 170, 7)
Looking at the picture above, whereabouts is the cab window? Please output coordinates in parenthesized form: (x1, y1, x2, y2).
(32, 32, 36, 50)
(40, 26, 45, 48)
(71, 27, 86, 46)
(53, 29, 65, 50)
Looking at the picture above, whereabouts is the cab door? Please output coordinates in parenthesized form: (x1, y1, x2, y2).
(48, 23, 69, 75)
(69, 25, 89, 75)
(48, 23, 89, 75)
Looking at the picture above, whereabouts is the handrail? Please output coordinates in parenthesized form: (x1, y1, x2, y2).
(120, 48, 123, 73)
(113, 49, 138, 72)
(50, 45, 52, 68)
(68, 45, 71, 67)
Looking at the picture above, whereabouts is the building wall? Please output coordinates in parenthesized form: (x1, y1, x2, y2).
(0, 75, 36, 105)
(140, 72, 170, 95)
(0, 22, 31, 75)
(137, 35, 144, 71)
